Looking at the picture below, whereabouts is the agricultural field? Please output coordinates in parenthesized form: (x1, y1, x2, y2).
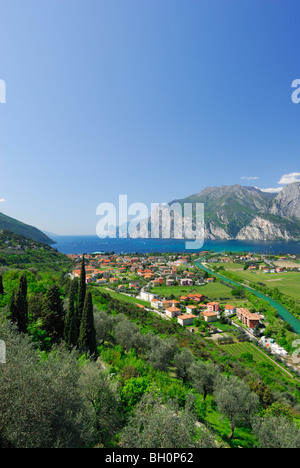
(150, 282, 254, 311)
(95, 285, 151, 307)
(273, 260, 300, 269)
(217, 262, 246, 271)
(150, 282, 233, 301)
(218, 342, 294, 379)
(220, 342, 270, 362)
(217, 263, 300, 302)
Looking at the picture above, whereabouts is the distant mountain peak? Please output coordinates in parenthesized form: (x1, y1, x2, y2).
(133, 183, 300, 242)
(270, 182, 300, 221)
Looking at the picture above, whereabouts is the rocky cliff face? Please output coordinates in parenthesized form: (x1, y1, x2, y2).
(235, 216, 291, 241)
(270, 182, 300, 221)
(129, 183, 300, 241)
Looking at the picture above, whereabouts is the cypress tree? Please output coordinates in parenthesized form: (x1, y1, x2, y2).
(15, 273, 28, 333)
(9, 274, 28, 333)
(78, 291, 97, 357)
(9, 290, 18, 325)
(0, 275, 4, 295)
(77, 255, 86, 325)
(64, 290, 78, 349)
(42, 285, 65, 343)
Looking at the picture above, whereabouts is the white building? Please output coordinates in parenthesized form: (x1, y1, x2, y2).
(139, 291, 158, 302)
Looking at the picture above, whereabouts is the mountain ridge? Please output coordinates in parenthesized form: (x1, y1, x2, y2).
(130, 183, 300, 241)
(0, 212, 55, 245)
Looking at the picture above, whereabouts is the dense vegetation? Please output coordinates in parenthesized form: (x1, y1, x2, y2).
(0, 213, 54, 244)
(0, 252, 300, 448)
(0, 230, 71, 271)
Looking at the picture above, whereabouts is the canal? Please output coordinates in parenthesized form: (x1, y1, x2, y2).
(195, 260, 300, 335)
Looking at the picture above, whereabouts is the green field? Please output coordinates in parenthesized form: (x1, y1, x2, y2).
(220, 342, 269, 362)
(219, 341, 294, 379)
(218, 263, 300, 302)
(150, 282, 233, 300)
(95, 286, 151, 307)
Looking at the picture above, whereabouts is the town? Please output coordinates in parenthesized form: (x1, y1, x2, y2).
(69, 249, 300, 369)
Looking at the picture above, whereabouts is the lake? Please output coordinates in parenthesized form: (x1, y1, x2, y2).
(52, 236, 300, 256)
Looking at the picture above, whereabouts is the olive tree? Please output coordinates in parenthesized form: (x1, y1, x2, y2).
(188, 361, 218, 400)
(252, 415, 300, 448)
(0, 323, 94, 448)
(146, 335, 178, 372)
(174, 348, 195, 383)
(79, 359, 122, 445)
(119, 393, 217, 449)
(214, 376, 259, 439)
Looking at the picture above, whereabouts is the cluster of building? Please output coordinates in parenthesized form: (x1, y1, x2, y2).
(138, 287, 264, 331)
(70, 253, 265, 331)
(70, 253, 206, 288)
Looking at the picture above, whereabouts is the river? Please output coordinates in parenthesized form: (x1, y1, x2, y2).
(195, 260, 300, 335)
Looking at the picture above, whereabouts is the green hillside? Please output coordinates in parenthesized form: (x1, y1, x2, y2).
(0, 230, 70, 271)
(0, 212, 54, 245)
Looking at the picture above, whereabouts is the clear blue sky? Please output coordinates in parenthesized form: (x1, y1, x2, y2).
(0, 0, 300, 234)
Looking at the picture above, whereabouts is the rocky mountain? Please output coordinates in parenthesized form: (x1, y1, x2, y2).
(270, 182, 300, 220)
(130, 183, 300, 241)
(0, 212, 55, 245)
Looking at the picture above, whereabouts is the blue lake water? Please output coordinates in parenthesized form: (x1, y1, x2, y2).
(52, 236, 300, 256)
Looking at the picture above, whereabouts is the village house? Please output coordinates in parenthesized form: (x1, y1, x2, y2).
(192, 293, 206, 302)
(179, 296, 188, 302)
(139, 291, 158, 302)
(201, 311, 218, 323)
(180, 278, 193, 286)
(177, 314, 197, 327)
(110, 277, 119, 284)
(151, 298, 160, 308)
(97, 278, 107, 285)
(165, 307, 182, 319)
(236, 308, 261, 329)
(186, 305, 198, 314)
(166, 278, 175, 286)
(153, 279, 162, 287)
(207, 302, 220, 312)
(170, 300, 181, 308)
(224, 304, 236, 316)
